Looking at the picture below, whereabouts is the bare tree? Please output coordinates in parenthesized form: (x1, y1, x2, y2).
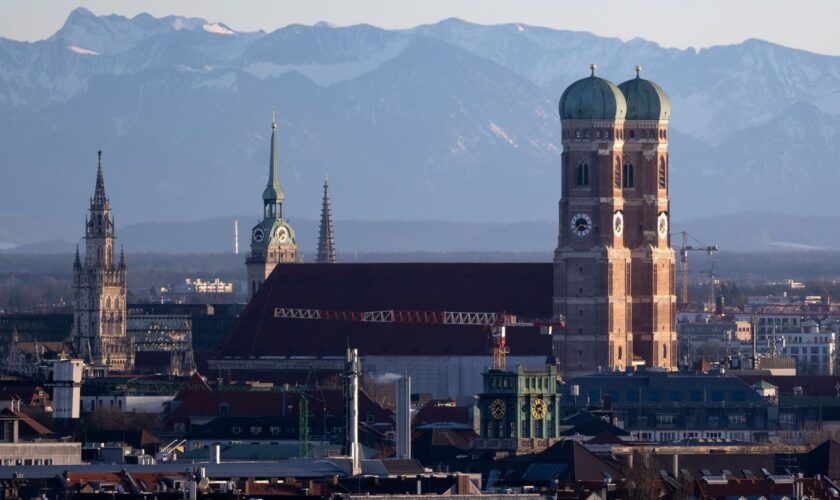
(623, 449, 662, 500)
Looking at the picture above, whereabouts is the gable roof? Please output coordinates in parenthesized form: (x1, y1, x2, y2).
(535, 440, 624, 482)
(215, 263, 553, 358)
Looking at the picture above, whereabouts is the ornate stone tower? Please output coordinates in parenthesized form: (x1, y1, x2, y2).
(246, 114, 298, 298)
(72, 151, 132, 371)
(317, 175, 336, 264)
(618, 67, 677, 370)
(553, 65, 633, 378)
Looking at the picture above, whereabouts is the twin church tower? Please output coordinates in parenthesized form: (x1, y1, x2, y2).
(554, 65, 676, 376)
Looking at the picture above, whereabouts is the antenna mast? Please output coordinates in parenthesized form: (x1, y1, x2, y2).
(234, 220, 239, 255)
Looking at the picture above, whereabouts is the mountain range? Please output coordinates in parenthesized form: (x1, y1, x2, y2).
(1, 9, 839, 251)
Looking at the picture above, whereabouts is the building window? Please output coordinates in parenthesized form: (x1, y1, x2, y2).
(614, 159, 621, 188)
(250, 426, 262, 435)
(662, 343, 667, 359)
(231, 426, 242, 435)
(728, 414, 746, 425)
(575, 129, 581, 139)
(659, 158, 667, 189)
(622, 162, 634, 188)
(605, 130, 611, 138)
(596, 130, 601, 138)
(576, 160, 589, 186)
(618, 346, 623, 360)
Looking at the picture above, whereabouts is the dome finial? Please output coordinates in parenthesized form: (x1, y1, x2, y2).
(635, 65, 641, 78)
(271, 110, 276, 129)
(590, 63, 597, 76)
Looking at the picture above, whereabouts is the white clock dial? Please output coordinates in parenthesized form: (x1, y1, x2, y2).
(657, 212, 668, 239)
(570, 213, 592, 236)
(275, 226, 289, 243)
(253, 227, 265, 243)
(613, 212, 624, 237)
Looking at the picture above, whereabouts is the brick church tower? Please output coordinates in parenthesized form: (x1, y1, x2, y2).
(553, 65, 676, 376)
(553, 65, 633, 377)
(618, 67, 677, 370)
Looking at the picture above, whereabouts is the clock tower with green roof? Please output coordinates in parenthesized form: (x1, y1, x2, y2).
(473, 363, 562, 454)
(246, 114, 298, 299)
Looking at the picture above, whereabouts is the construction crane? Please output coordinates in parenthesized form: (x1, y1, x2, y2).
(273, 307, 565, 371)
(679, 231, 719, 307)
(278, 384, 309, 458)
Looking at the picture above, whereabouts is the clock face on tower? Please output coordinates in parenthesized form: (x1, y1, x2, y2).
(657, 212, 668, 239)
(275, 226, 289, 243)
(613, 212, 624, 237)
(253, 227, 265, 243)
(570, 213, 592, 237)
(531, 399, 547, 420)
(490, 399, 506, 420)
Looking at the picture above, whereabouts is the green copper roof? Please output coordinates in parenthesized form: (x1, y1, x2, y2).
(263, 116, 285, 202)
(559, 66, 626, 120)
(618, 69, 671, 121)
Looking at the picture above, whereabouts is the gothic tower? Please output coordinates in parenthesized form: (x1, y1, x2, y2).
(618, 67, 677, 370)
(246, 114, 298, 299)
(317, 175, 336, 264)
(553, 65, 633, 378)
(72, 151, 131, 371)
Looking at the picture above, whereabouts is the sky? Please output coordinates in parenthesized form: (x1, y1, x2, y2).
(1, 0, 838, 55)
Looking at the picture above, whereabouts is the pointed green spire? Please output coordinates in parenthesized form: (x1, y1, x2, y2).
(263, 112, 284, 205)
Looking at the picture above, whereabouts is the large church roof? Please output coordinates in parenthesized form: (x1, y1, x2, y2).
(215, 263, 553, 358)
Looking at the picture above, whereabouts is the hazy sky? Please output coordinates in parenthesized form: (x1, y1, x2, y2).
(1, 0, 838, 55)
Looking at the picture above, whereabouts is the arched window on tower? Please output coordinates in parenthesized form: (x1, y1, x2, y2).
(663, 343, 668, 360)
(576, 160, 589, 186)
(614, 159, 621, 189)
(622, 162, 634, 188)
(659, 158, 667, 189)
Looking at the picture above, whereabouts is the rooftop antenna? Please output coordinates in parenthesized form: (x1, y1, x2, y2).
(234, 220, 239, 255)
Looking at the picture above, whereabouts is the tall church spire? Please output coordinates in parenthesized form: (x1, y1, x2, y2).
(263, 112, 284, 210)
(317, 175, 336, 264)
(92, 150, 108, 207)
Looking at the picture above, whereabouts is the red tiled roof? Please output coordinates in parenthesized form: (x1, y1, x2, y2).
(215, 263, 554, 358)
(2, 408, 53, 436)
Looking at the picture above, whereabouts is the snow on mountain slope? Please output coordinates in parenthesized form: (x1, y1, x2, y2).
(1, 11, 840, 248)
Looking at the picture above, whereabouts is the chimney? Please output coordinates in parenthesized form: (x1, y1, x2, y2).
(345, 348, 361, 475)
(396, 376, 411, 459)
